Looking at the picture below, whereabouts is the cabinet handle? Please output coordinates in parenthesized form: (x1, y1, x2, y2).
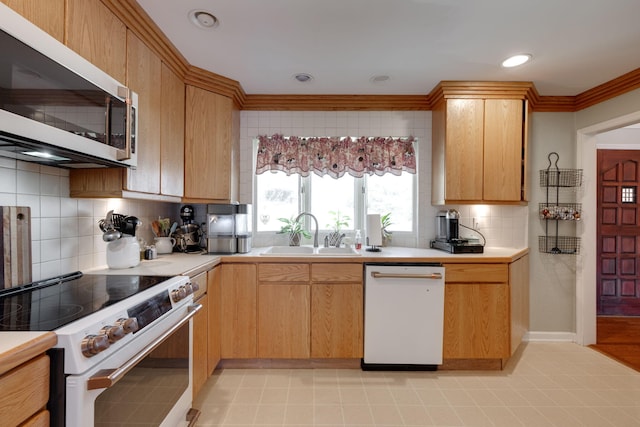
(370, 272, 442, 280)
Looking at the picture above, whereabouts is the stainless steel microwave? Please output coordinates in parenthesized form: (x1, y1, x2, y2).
(0, 3, 137, 168)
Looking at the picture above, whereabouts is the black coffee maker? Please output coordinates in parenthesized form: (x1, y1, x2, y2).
(172, 205, 203, 252)
(431, 209, 484, 253)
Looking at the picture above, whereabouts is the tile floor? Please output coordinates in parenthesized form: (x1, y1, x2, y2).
(193, 343, 640, 426)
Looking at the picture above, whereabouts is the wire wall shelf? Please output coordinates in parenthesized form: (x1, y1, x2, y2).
(538, 152, 582, 255)
(538, 236, 581, 255)
(538, 203, 582, 221)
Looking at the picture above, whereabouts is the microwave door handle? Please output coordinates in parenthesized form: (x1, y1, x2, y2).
(87, 303, 202, 391)
(116, 86, 132, 161)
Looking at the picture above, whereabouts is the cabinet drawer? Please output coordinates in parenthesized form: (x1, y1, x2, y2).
(259, 263, 309, 282)
(0, 354, 49, 427)
(444, 263, 508, 283)
(311, 263, 362, 283)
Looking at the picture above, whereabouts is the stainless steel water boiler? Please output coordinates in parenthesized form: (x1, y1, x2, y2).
(206, 204, 252, 254)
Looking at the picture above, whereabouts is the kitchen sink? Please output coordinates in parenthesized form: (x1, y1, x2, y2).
(260, 246, 361, 256)
(316, 247, 360, 255)
(261, 246, 315, 255)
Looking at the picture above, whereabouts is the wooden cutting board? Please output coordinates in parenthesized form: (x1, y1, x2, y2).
(1, 206, 32, 289)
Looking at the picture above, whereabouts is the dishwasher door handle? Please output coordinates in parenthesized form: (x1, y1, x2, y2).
(370, 272, 443, 280)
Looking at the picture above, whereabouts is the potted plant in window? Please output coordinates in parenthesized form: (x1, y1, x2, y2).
(381, 212, 393, 246)
(326, 210, 351, 247)
(278, 216, 311, 246)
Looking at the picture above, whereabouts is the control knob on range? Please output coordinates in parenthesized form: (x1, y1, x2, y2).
(81, 334, 110, 357)
(116, 317, 139, 334)
(171, 286, 187, 302)
(100, 324, 125, 343)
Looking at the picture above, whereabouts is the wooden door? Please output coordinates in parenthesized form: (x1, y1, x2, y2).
(207, 266, 221, 373)
(444, 99, 484, 201)
(258, 283, 310, 358)
(160, 63, 185, 197)
(2, 0, 65, 41)
(597, 150, 640, 315)
(220, 264, 257, 358)
(483, 99, 524, 201)
(310, 283, 363, 358)
(65, 0, 126, 83)
(125, 31, 161, 194)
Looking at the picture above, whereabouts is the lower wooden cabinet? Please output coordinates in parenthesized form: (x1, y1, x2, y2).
(311, 263, 363, 358)
(311, 283, 363, 358)
(190, 272, 208, 399)
(442, 255, 529, 361)
(0, 354, 50, 427)
(207, 265, 222, 373)
(220, 264, 257, 358)
(258, 283, 310, 358)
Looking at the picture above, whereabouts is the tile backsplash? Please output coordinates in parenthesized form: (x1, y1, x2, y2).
(0, 157, 176, 282)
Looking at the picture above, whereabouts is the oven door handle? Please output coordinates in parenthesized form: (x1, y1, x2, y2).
(87, 303, 202, 391)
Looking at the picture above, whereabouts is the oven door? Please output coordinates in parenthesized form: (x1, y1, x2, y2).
(65, 303, 201, 427)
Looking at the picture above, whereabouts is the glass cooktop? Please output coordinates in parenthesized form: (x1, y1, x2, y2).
(0, 272, 171, 331)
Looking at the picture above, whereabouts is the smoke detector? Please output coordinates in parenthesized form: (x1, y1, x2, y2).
(188, 10, 219, 29)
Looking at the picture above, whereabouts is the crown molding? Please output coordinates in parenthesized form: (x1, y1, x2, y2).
(106, 1, 640, 112)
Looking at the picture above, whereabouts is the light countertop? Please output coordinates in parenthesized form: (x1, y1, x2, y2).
(85, 252, 221, 277)
(1, 246, 527, 366)
(0, 332, 57, 375)
(226, 246, 529, 264)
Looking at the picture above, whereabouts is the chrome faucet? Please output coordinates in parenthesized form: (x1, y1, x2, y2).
(295, 212, 319, 248)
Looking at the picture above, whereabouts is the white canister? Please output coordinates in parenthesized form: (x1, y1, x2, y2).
(154, 237, 176, 254)
(106, 236, 141, 269)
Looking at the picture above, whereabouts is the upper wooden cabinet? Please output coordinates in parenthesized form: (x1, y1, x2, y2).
(184, 86, 239, 203)
(125, 30, 161, 194)
(70, 35, 183, 201)
(431, 82, 531, 205)
(65, 0, 126, 83)
(160, 63, 185, 197)
(1, 0, 64, 41)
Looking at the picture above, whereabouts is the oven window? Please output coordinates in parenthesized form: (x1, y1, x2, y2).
(93, 322, 189, 426)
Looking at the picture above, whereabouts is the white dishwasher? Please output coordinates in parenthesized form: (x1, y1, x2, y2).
(362, 263, 445, 370)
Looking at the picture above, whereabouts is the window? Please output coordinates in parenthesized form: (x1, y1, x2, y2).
(255, 139, 416, 236)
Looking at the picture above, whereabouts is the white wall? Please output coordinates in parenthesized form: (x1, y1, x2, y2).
(528, 113, 579, 333)
(238, 110, 529, 249)
(0, 157, 176, 282)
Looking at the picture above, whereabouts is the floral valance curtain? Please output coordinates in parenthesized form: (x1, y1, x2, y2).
(255, 134, 416, 178)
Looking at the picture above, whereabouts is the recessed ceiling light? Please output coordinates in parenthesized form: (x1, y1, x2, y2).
(294, 73, 313, 83)
(188, 10, 219, 29)
(501, 54, 532, 68)
(370, 75, 391, 84)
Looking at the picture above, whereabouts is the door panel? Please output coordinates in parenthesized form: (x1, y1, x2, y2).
(597, 150, 640, 315)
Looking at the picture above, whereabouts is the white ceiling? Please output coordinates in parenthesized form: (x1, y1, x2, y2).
(137, 0, 640, 97)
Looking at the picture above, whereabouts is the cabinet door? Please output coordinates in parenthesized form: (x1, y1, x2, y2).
(185, 87, 234, 201)
(220, 264, 257, 358)
(192, 276, 208, 399)
(0, 354, 49, 427)
(2, 0, 64, 41)
(258, 283, 310, 358)
(125, 31, 161, 194)
(443, 283, 509, 359)
(311, 283, 363, 358)
(65, 0, 126, 83)
(483, 99, 524, 201)
(207, 265, 222, 372)
(160, 63, 185, 197)
(445, 99, 484, 201)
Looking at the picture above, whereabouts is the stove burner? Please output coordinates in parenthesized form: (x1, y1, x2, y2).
(0, 272, 172, 332)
